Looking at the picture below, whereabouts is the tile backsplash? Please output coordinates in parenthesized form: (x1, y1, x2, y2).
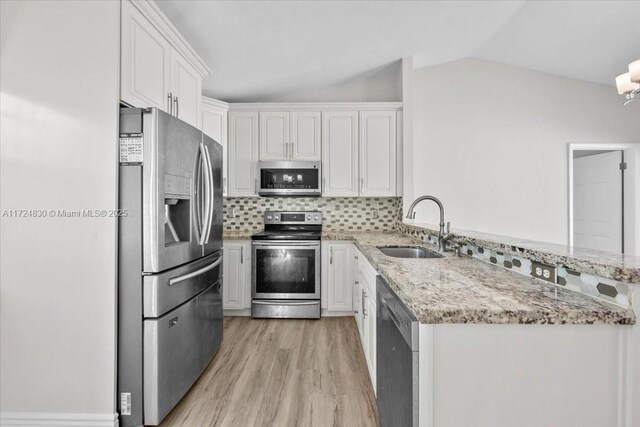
(224, 197, 402, 233)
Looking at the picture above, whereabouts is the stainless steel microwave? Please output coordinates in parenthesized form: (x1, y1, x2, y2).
(257, 161, 321, 196)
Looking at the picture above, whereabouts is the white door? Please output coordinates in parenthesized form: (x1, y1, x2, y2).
(573, 151, 623, 253)
(171, 52, 202, 129)
(291, 111, 321, 161)
(259, 112, 289, 161)
(322, 111, 359, 196)
(325, 243, 354, 312)
(120, 0, 171, 111)
(360, 111, 396, 196)
(202, 101, 228, 195)
(228, 112, 259, 196)
(222, 242, 249, 310)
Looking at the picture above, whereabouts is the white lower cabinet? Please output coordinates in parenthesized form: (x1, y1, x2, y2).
(222, 241, 251, 310)
(355, 248, 377, 391)
(321, 242, 354, 312)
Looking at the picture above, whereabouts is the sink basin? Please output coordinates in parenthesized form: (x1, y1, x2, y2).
(377, 246, 443, 259)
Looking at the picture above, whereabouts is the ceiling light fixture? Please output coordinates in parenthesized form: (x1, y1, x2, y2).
(616, 59, 640, 105)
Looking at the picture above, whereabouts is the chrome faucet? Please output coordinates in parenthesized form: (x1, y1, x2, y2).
(406, 195, 452, 252)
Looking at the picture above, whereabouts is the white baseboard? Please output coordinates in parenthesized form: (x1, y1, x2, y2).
(0, 412, 118, 427)
(321, 309, 355, 317)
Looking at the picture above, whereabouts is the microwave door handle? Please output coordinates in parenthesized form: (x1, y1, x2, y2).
(203, 144, 214, 244)
(168, 257, 222, 286)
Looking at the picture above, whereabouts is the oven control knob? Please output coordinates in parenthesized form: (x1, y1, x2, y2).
(314, 215, 319, 220)
(274, 216, 279, 221)
(307, 215, 311, 220)
(267, 215, 272, 220)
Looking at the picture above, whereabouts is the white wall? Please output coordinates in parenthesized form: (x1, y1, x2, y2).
(410, 58, 640, 244)
(265, 61, 402, 102)
(1, 0, 120, 421)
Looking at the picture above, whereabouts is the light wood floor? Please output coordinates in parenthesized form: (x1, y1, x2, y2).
(159, 316, 380, 427)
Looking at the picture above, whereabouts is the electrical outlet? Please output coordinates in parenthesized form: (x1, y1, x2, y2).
(531, 261, 557, 283)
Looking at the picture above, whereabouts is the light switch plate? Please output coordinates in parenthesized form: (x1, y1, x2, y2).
(531, 261, 557, 283)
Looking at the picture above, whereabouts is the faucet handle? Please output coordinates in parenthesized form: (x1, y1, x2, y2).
(412, 212, 416, 220)
(446, 221, 450, 234)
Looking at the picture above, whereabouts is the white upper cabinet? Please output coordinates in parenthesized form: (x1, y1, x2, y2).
(322, 111, 359, 196)
(172, 52, 202, 129)
(259, 111, 321, 161)
(202, 98, 229, 196)
(360, 111, 397, 196)
(120, 0, 210, 128)
(228, 112, 259, 197)
(290, 111, 321, 161)
(121, 0, 171, 111)
(259, 112, 289, 161)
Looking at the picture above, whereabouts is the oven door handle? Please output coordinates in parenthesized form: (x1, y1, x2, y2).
(252, 241, 320, 247)
(252, 300, 319, 306)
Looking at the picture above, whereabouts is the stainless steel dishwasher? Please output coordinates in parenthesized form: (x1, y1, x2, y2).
(376, 276, 419, 427)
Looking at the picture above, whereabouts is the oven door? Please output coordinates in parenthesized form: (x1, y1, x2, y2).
(252, 241, 320, 299)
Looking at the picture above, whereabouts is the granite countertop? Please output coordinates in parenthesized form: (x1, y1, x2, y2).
(401, 221, 640, 284)
(323, 231, 635, 325)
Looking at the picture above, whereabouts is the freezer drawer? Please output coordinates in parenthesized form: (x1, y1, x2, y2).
(143, 252, 222, 318)
(143, 282, 223, 425)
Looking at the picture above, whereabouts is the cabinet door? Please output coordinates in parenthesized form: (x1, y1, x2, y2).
(228, 112, 259, 196)
(360, 111, 396, 196)
(121, 0, 171, 111)
(354, 266, 363, 338)
(222, 242, 249, 310)
(172, 52, 202, 129)
(202, 103, 228, 195)
(326, 243, 354, 312)
(291, 111, 321, 161)
(366, 293, 376, 390)
(322, 111, 359, 196)
(259, 112, 289, 161)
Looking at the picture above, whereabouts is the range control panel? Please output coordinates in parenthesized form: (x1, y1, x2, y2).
(264, 211, 322, 225)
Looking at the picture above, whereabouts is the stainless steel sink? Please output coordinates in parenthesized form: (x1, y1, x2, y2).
(377, 246, 443, 259)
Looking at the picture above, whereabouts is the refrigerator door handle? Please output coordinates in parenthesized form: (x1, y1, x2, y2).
(168, 257, 222, 286)
(199, 143, 211, 245)
(203, 144, 214, 244)
(195, 149, 203, 242)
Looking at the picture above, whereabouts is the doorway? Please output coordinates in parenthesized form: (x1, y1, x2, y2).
(568, 143, 640, 255)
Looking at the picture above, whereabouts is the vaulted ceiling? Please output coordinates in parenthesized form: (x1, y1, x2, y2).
(156, 0, 640, 102)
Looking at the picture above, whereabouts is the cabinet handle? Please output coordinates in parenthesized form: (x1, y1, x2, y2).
(362, 289, 367, 317)
(290, 142, 293, 159)
(240, 246, 244, 264)
(174, 96, 179, 117)
(255, 178, 258, 193)
(323, 177, 326, 192)
(361, 177, 364, 193)
(223, 177, 227, 194)
(285, 142, 288, 159)
(167, 92, 173, 114)
(330, 247, 333, 264)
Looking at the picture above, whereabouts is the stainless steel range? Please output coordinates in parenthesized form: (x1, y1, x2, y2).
(251, 211, 322, 319)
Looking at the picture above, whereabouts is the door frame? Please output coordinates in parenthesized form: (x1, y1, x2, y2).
(567, 142, 639, 252)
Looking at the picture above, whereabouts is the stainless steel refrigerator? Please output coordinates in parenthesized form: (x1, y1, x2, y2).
(118, 108, 223, 426)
